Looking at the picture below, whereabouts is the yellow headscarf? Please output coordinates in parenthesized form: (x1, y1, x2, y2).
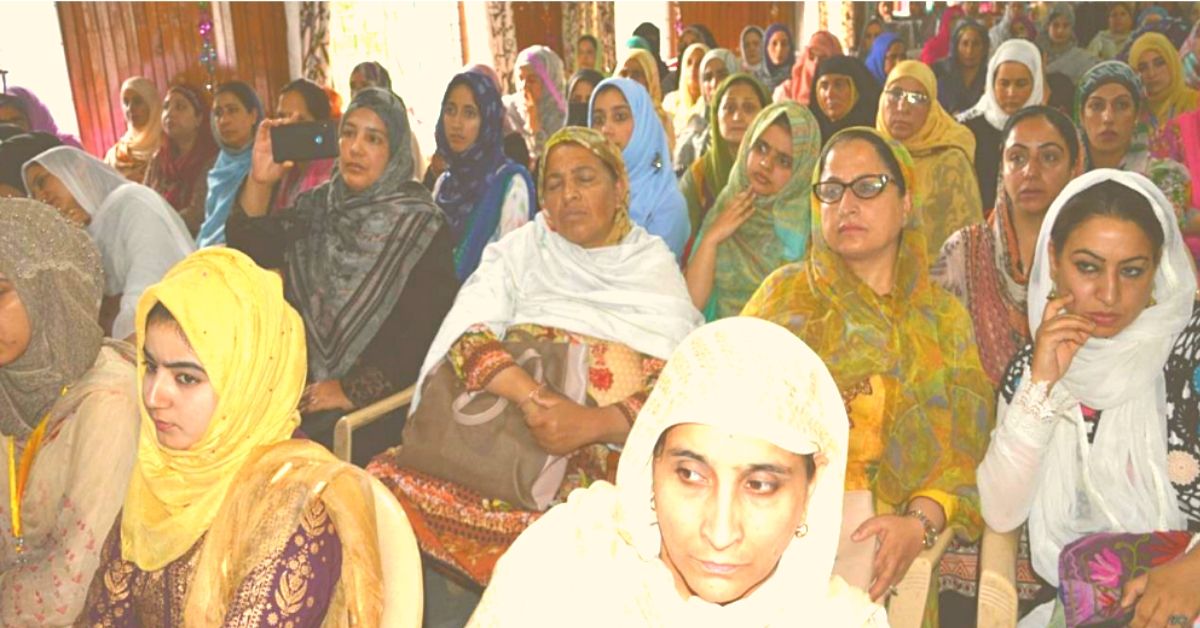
(121, 248, 307, 571)
(876, 60, 977, 160)
(1130, 32, 1200, 125)
(539, 126, 633, 246)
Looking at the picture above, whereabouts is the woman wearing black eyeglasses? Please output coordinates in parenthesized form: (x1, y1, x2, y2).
(877, 60, 984, 262)
(742, 126, 993, 622)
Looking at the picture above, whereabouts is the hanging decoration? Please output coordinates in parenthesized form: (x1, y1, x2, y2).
(198, 2, 217, 93)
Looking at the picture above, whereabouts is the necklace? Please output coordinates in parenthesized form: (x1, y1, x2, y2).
(7, 387, 65, 563)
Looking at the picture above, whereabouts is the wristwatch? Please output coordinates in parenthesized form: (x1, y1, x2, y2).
(906, 507, 939, 550)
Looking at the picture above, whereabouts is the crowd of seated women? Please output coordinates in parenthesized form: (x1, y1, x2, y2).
(1, 3, 1200, 626)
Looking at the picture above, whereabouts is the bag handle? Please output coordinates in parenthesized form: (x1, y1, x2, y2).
(451, 348, 545, 427)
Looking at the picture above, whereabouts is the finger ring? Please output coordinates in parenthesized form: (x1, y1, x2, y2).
(1168, 614, 1190, 625)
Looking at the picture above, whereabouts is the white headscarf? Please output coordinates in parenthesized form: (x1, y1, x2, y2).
(412, 212, 703, 409)
(23, 146, 195, 338)
(1024, 169, 1193, 584)
(958, 39, 1045, 130)
(469, 317, 882, 626)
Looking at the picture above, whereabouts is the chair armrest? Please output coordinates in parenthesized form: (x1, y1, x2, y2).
(887, 526, 959, 628)
(977, 525, 1020, 628)
(333, 385, 416, 462)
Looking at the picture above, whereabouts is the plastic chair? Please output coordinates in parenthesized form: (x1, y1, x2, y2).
(977, 525, 1021, 628)
(333, 385, 416, 463)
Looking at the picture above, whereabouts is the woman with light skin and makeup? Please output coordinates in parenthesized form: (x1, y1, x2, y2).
(959, 38, 1046, 211)
(103, 77, 162, 183)
(143, 85, 219, 236)
(469, 317, 886, 626)
(762, 23, 797, 93)
(743, 128, 993, 615)
(686, 102, 821, 320)
(590, 78, 690, 258)
(930, 107, 1086, 611)
(226, 87, 458, 460)
(1130, 32, 1199, 134)
(367, 127, 701, 591)
(432, 70, 537, 281)
(678, 73, 770, 257)
(22, 146, 195, 342)
(619, 49, 677, 157)
(0, 199, 140, 626)
(77, 248, 391, 626)
(1075, 61, 1197, 235)
(977, 171, 1200, 627)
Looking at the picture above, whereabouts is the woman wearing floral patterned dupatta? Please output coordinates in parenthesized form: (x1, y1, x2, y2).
(742, 127, 993, 622)
(685, 101, 820, 321)
(0, 199, 139, 626)
(78, 248, 386, 626)
(367, 127, 702, 589)
(470, 317, 886, 627)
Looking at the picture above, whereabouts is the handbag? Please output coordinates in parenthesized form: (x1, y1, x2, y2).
(395, 340, 589, 511)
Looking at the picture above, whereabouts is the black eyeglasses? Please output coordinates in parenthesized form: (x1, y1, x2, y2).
(814, 174, 893, 203)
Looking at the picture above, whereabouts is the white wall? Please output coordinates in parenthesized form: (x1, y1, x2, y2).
(0, 2, 79, 138)
(613, 1, 670, 61)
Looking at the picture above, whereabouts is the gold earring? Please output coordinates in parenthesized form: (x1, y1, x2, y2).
(794, 522, 809, 538)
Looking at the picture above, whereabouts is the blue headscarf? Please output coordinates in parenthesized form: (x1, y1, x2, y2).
(866, 32, 902, 85)
(763, 24, 796, 90)
(198, 81, 263, 247)
(435, 70, 536, 280)
(588, 78, 689, 258)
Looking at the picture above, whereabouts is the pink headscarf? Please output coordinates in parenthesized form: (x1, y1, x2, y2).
(920, 5, 966, 65)
(788, 31, 844, 105)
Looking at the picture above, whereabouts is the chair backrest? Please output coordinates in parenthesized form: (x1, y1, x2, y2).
(369, 474, 424, 627)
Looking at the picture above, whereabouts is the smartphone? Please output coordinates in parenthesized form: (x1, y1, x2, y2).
(270, 120, 338, 163)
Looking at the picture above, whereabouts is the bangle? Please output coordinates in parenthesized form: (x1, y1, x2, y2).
(906, 507, 940, 550)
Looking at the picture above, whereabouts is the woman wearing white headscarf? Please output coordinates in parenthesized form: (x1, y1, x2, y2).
(469, 317, 885, 626)
(978, 170, 1199, 626)
(103, 77, 162, 183)
(958, 39, 1046, 211)
(22, 146, 195, 340)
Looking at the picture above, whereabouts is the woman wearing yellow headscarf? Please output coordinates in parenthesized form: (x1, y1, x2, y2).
(742, 127, 993, 623)
(1130, 32, 1200, 133)
(877, 60, 984, 259)
(663, 42, 710, 137)
(78, 248, 386, 626)
(620, 49, 676, 155)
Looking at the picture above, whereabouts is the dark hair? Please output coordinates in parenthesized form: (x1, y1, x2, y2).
(577, 34, 599, 49)
(280, 78, 333, 121)
(1050, 180, 1165, 262)
(769, 111, 791, 132)
(351, 61, 392, 90)
(0, 123, 25, 142)
(817, 128, 907, 196)
(0, 132, 63, 193)
(568, 69, 605, 101)
(1001, 105, 1082, 169)
(651, 427, 818, 479)
(167, 84, 209, 118)
(1108, 2, 1134, 18)
(213, 81, 263, 118)
(1043, 72, 1076, 117)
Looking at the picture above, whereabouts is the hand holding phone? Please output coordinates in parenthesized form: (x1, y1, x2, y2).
(270, 120, 339, 164)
